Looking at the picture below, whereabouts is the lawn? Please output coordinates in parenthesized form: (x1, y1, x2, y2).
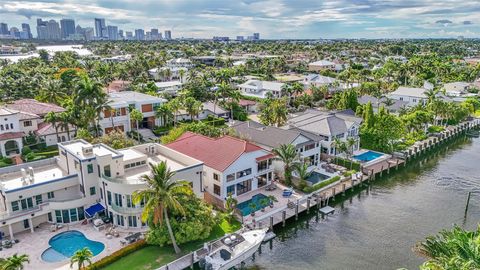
(100, 217, 241, 270)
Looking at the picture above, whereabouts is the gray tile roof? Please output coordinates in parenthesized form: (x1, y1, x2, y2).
(286, 109, 362, 136)
(231, 121, 313, 150)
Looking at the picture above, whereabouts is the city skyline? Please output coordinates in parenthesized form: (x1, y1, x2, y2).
(0, 0, 480, 39)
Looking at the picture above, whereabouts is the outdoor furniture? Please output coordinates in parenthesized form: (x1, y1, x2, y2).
(125, 232, 142, 244)
(265, 184, 277, 191)
(282, 188, 293, 198)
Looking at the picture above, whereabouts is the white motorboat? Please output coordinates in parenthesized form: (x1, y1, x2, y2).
(198, 228, 267, 270)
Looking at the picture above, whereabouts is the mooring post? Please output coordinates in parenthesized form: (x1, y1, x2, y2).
(342, 183, 346, 196)
(282, 210, 286, 227)
(464, 191, 472, 219)
(387, 162, 391, 174)
(258, 244, 262, 254)
(190, 252, 194, 269)
(166, 264, 169, 270)
(307, 198, 311, 214)
(351, 179, 355, 191)
(270, 216, 274, 231)
(295, 201, 299, 221)
(380, 165, 384, 177)
(332, 187, 336, 201)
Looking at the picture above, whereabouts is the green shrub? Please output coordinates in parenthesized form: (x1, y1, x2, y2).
(428, 125, 445, 133)
(331, 158, 361, 171)
(87, 240, 147, 270)
(21, 146, 32, 156)
(303, 176, 341, 193)
(34, 150, 59, 158)
(0, 157, 13, 168)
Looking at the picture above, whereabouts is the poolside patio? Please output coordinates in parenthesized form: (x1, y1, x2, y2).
(0, 222, 146, 270)
(237, 182, 302, 225)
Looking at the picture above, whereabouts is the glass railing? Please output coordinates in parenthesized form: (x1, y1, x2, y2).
(110, 204, 143, 214)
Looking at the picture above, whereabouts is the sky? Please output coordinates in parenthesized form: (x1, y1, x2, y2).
(1, 0, 480, 39)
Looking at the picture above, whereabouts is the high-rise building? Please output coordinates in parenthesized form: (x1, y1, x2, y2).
(9, 27, 20, 39)
(94, 18, 106, 38)
(236, 36, 244, 41)
(36, 19, 48, 39)
(118, 30, 124, 40)
(84, 27, 94, 41)
(253, 33, 260, 40)
(164, 30, 171, 40)
(21, 23, 32, 39)
(125, 31, 133, 40)
(135, 29, 145, 40)
(107, 25, 118, 40)
(47, 19, 61, 40)
(0, 23, 9, 35)
(150, 28, 160, 40)
(60, 18, 76, 39)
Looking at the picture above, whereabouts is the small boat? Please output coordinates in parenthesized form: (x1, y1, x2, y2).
(199, 228, 267, 270)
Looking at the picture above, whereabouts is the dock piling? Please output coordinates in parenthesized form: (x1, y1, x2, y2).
(295, 202, 299, 221)
(282, 210, 286, 227)
(464, 191, 472, 219)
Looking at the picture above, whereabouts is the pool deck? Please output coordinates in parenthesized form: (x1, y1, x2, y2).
(0, 222, 146, 270)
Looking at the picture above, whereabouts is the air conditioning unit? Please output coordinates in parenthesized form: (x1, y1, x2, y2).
(82, 146, 94, 156)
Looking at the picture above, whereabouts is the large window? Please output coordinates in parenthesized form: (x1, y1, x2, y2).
(35, 195, 42, 205)
(107, 191, 112, 205)
(70, 208, 78, 222)
(104, 165, 111, 177)
(213, 173, 220, 181)
(236, 168, 252, 179)
(114, 193, 123, 207)
(55, 210, 62, 223)
(257, 160, 271, 172)
(304, 143, 316, 151)
(77, 207, 85, 220)
(128, 216, 137, 227)
(226, 185, 235, 196)
(226, 173, 235, 182)
(11, 201, 19, 212)
(236, 179, 252, 196)
(87, 164, 94, 174)
(23, 120, 32, 127)
(47, 191, 55, 199)
(89, 187, 96, 196)
(126, 195, 133, 208)
(213, 184, 221, 196)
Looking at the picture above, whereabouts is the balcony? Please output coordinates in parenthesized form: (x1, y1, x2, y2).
(110, 204, 143, 214)
(102, 174, 144, 185)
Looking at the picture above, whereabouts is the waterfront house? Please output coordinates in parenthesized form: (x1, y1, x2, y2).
(231, 121, 321, 171)
(308, 60, 336, 72)
(443, 82, 472, 97)
(166, 132, 274, 206)
(358, 95, 409, 114)
(154, 81, 184, 96)
(100, 91, 166, 134)
(284, 109, 362, 157)
(0, 139, 204, 238)
(237, 79, 285, 99)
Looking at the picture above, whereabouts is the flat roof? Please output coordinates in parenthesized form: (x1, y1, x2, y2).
(0, 164, 68, 192)
(123, 154, 194, 183)
(119, 149, 146, 161)
(61, 140, 123, 160)
(108, 91, 165, 106)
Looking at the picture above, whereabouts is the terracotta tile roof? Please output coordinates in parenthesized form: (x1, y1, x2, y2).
(166, 131, 264, 172)
(4, 99, 64, 117)
(35, 122, 75, 136)
(0, 132, 24, 140)
(238, 99, 257, 106)
(255, 153, 275, 161)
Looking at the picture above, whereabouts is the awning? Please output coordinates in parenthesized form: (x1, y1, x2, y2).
(256, 153, 275, 162)
(85, 203, 105, 218)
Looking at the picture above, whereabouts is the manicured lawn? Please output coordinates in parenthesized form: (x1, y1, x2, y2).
(100, 218, 241, 270)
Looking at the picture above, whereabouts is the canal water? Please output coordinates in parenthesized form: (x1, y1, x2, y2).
(247, 135, 480, 270)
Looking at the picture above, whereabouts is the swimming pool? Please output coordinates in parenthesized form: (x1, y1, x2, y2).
(41, 230, 105, 262)
(307, 171, 331, 185)
(237, 194, 270, 216)
(353, 151, 383, 162)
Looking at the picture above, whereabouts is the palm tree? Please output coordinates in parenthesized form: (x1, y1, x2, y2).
(44, 111, 60, 142)
(129, 108, 144, 142)
(155, 104, 173, 127)
(414, 225, 480, 270)
(167, 99, 182, 127)
(224, 193, 238, 223)
(57, 110, 74, 141)
(1, 254, 29, 270)
(70, 248, 93, 270)
(273, 144, 300, 186)
(295, 162, 312, 185)
(133, 162, 192, 254)
(36, 80, 66, 105)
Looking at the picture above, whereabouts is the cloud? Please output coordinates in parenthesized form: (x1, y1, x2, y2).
(463, 20, 473, 25)
(435, 19, 453, 24)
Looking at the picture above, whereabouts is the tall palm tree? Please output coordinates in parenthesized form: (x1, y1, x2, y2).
(224, 193, 238, 223)
(167, 99, 182, 127)
(1, 254, 29, 270)
(70, 248, 93, 270)
(57, 110, 74, 141)
(129, 108, 144, 142)
(183, 97, 203, 121)
(273, 144, 300, 186)
(133, 162, 192, 254)
(295, 162, 312, 184)
(37, 79, 66, 105)
(44, 112, 60, 142)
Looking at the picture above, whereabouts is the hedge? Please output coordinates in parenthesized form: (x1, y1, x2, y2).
(303, 176, 341, 193)
(331, 157, 361, 171)
(87, 239, 147, 270)
(34, 150, 59, 158)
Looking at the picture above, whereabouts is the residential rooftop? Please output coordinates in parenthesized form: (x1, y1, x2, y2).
(390, 87, 428, 99)
(60, 140, 123, 160)
(4, 99, 65, 117)
(108, 91, 165, 107)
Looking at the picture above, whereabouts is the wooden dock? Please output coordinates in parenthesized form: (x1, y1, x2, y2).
(155, 119, 480, 270)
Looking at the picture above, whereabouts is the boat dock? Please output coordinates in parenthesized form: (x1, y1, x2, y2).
(155, 119, 480, 270)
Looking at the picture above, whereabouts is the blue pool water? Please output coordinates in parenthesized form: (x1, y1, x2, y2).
(353, 150, 383, 162)
(237, 194, 270, 216)
(307, 171, 331, 185)
(41, 230, 105, 262)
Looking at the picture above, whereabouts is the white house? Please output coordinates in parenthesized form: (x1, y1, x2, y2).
(284, 109, 362, 157)
(166, 132, 275, 207)
(0, 100, 76, 157)
(0, 139, 204, 238)
(176, 102, 229, 122)
(308, 60, 336, 72)
(149, 67, 188, 82)
(388, 87, 428, 106)
(166, 58, 194, 69)
(100, 91, 166, 134)
(237, 79, 285, 99)
(443, 82, 471, 97)
(303, 74, 358, 93)
(154, 81, 184, 96)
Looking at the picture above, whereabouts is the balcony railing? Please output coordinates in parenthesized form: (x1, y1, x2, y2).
(110, 204, 143, 214)
(102, 174, 145, 185)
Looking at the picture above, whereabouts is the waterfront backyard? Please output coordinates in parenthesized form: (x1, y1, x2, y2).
(243, 135, 480, 270)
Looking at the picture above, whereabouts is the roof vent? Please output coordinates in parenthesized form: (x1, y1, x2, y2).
(82, 146, 94, 156)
